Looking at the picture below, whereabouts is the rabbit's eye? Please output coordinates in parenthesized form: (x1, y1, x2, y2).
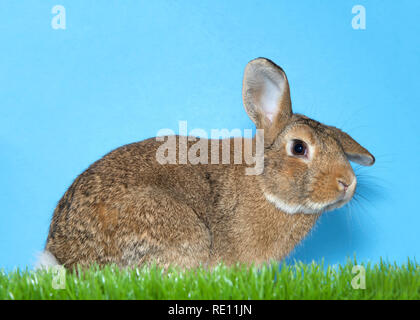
(291, 140, 307, 156)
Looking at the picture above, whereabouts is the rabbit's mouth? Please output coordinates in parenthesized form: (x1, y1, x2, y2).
(319, 178, 357, 212)
(264, 178, 356, 215)
(320, 198, 351, 213)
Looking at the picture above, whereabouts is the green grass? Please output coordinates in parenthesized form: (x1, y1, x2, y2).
(1, 260, 419, 300)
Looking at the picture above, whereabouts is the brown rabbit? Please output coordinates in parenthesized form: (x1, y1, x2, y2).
(37, 58, 375, 270)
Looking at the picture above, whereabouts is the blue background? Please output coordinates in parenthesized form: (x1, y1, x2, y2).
(1, 1, 419, 270)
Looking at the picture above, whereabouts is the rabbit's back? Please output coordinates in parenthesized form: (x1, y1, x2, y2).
(45, 137, 216, 269)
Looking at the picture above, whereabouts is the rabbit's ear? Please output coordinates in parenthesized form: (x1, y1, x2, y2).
(242, 58, 292, 134)
(329, 126, 375, 166)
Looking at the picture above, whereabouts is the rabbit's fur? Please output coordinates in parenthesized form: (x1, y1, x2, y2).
(41, 58, 374, 269)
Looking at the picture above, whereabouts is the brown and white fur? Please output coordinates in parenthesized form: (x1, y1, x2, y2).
(37, 58, 375, 270)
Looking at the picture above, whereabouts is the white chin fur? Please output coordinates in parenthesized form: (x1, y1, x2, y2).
(35, 250, 60, 270)
(264, 193, 326, 214)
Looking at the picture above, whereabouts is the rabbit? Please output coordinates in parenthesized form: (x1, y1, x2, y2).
(37, 58, 375, 270)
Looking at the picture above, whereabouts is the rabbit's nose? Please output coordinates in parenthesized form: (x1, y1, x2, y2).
(338, 180, 349, 192)
(337, 176, 356, 195)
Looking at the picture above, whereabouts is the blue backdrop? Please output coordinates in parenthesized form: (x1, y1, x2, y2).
(1, 1, 419, 270)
